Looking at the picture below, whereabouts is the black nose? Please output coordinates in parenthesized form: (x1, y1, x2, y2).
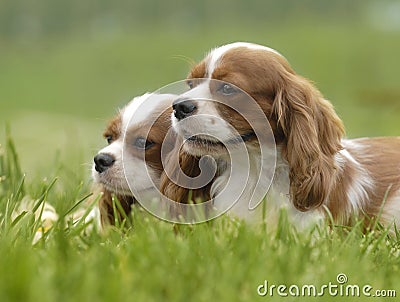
(94, 153, 115, 173)
(172, 98, 197, 120)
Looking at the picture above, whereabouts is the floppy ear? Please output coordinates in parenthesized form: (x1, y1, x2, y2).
(273, 73, 345, 211)
(96, 186, 134, 226)
(160, 142, 211, 204)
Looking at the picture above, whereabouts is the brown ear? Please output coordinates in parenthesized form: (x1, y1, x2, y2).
(160, 142, 211, 204)
(273, 73, 345, 211)
(96, 186, 134, 226)
(97, 187, 114, 226)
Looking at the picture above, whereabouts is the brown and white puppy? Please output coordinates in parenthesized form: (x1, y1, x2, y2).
(92, 93, 175, 225)
(162, 42, 400, 229)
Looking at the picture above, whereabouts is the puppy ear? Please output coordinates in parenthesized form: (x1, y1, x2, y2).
(97, 186, 114, 226)
(273, 73, 344, 211)
(160, 142, 211, 204)
(97, 186, 133, 226)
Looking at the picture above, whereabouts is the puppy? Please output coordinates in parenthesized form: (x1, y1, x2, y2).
(92, 93, 175, 225)
(162, 42, 400, 229)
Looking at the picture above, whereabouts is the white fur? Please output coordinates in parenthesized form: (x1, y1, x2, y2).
(383, 189, 400, 227)
(210, 148, 324, 229)
(97, 140, 123, 161)
(121, 93, 155, 129)
(92, 140, 129, 194)
(340, 140, 374, 215)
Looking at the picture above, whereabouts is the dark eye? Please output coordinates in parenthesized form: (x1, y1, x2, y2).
(187, 80, 194, 89)
(133, 137, 154, 150)
(106, 135, 113, 144)
(218, 83, 237, 96)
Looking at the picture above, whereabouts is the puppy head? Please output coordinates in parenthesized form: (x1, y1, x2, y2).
(92, 93, 175, 201)
(172, 42, 345, 211)
(171, 43, 283, 157)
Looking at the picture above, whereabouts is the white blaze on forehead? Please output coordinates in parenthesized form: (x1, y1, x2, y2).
(122, 93, 176, 131)
(206, 42, 282, 76)
(98, 140, 123, 158)
(121, 93, 156, 130)
(179, 80, 212, 100)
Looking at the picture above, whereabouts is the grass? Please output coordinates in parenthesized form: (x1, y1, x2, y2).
(1, 129, 400, 302)
(1, 20, 400, 302)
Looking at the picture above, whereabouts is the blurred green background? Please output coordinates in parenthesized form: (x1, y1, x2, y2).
(1, 0, 399, 179)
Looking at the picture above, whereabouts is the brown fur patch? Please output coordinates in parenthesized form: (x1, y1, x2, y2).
(352, 138, 400, 223)
(103, 114, 122, 142)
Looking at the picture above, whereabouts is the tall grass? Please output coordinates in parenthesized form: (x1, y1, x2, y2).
(0, 133, 399, 302)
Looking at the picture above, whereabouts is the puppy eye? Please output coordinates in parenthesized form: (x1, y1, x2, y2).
(106, 135, 113, 144)
(134, 137, 154, 150)
(186, 80, 194, 89)
(219, 83, 237, 95)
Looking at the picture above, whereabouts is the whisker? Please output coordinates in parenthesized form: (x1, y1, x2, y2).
(170, 55, 196, 67)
